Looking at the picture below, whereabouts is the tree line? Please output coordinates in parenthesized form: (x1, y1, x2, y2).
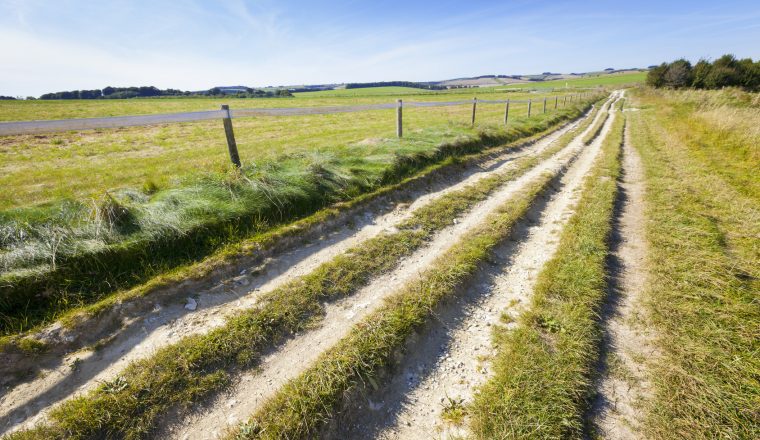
(345, 81, 447, 90)
(37, 86, 292, 100)
(647, 54, 760, 91)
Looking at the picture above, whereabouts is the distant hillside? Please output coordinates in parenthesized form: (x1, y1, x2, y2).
(30, 68, 648, 100)
(431, 68, 647, 88)
(37, 86, 292, 100)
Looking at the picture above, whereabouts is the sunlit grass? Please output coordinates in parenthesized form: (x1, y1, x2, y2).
(4, 113, 589, 439)
(629, 87, 759, 439)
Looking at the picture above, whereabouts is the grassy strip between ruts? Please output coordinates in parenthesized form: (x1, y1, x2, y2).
(0, 97, 604, 347)
(0, 96, 605, 337)
(5, 97, 609, 440)
(582, 99, 613, 145)
(228, 162, 563, 440)
(467, 104, 624, 438)
(630, 91, 759, 439)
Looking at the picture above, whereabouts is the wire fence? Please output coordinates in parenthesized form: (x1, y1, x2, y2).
(0, 92, 593, 165)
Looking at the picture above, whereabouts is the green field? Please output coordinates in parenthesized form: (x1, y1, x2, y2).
(293, 86, 436, 97)
(0, 72, 645, 123)
(0, 75, 630, 336)
(0, 90, 577, 209)
(502, 71, 647, 90)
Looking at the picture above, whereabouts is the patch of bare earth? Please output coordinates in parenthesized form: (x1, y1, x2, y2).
(331, 92, 623, 440)
(0, 112, 589, 436)
(589, 119, 655, 439)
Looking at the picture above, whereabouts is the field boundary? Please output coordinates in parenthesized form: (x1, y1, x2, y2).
(0, 93, 590, 136)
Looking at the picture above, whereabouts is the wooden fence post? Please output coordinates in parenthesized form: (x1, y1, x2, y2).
(543, 97, 547, 114)
(396, 99, 403, 138)
(554, 96, 558, 109)
(220, 105, 241, 168)
(504, 99, 510, 126)
(528, 99, 532, 117)
(563, 95, 567, 107)
(471, 97, 477, 127)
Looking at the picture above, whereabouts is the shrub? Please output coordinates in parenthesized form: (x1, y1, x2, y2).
(648, 54, 760, 91)
(663, 59, 693, 88)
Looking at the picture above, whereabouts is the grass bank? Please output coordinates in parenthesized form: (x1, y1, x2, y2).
(468, 105, 624, 438)
(230, 167, 561, 440)
(629, 88, 759, 439)
(0, 98, 601, 336)
(5, 96, 607, 439)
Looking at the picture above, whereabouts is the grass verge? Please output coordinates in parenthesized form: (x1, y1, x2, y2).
(629, 89, 759, 439)
(4, 96, 609, 440)
(467, 106, 624, 438)
(229, 166, 562, 440)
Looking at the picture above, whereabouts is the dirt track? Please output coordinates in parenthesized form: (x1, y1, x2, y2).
(0, 103, 594, 437)
(331, 91, 624, 439)
(162, 95, 618, 439)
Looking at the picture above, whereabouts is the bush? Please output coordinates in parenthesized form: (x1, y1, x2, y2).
(647, 54, 760, 91)
(663, 59, 693, 88)
(646, 63, 667, 88)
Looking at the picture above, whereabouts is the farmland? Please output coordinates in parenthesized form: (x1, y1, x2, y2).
(2, 90, 577, 208)
(500, 70, 648, 89)
(1, 80, 758, 440)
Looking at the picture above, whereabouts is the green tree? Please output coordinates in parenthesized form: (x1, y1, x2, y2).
(646, 63, 668, 87)
(663, 59, 693, 88)
(705, 54, 739, 88)
(691, 59, 712, 88)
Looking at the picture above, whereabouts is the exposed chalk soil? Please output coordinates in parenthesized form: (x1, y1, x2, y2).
(159, 99, 616, 440)
(332, 91, 624, 440)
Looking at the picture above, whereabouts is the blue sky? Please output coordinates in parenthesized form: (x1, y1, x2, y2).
(2, 0, 759, 96)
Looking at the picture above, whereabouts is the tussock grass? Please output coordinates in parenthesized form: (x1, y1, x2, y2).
(230, 170, 560, 440)
(4, 97, 607, 440)
(0, 100, 604, 336)
(629, 88, 759, 439)
(468, 108, 624, 438)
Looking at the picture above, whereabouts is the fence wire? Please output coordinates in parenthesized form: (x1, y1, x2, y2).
(0, 94, 585, 136)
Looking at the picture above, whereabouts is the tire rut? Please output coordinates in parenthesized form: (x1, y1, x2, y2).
(332, 91, 624, 440)
(588, 111, 655, 440)
(162, 95, 618, 440)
